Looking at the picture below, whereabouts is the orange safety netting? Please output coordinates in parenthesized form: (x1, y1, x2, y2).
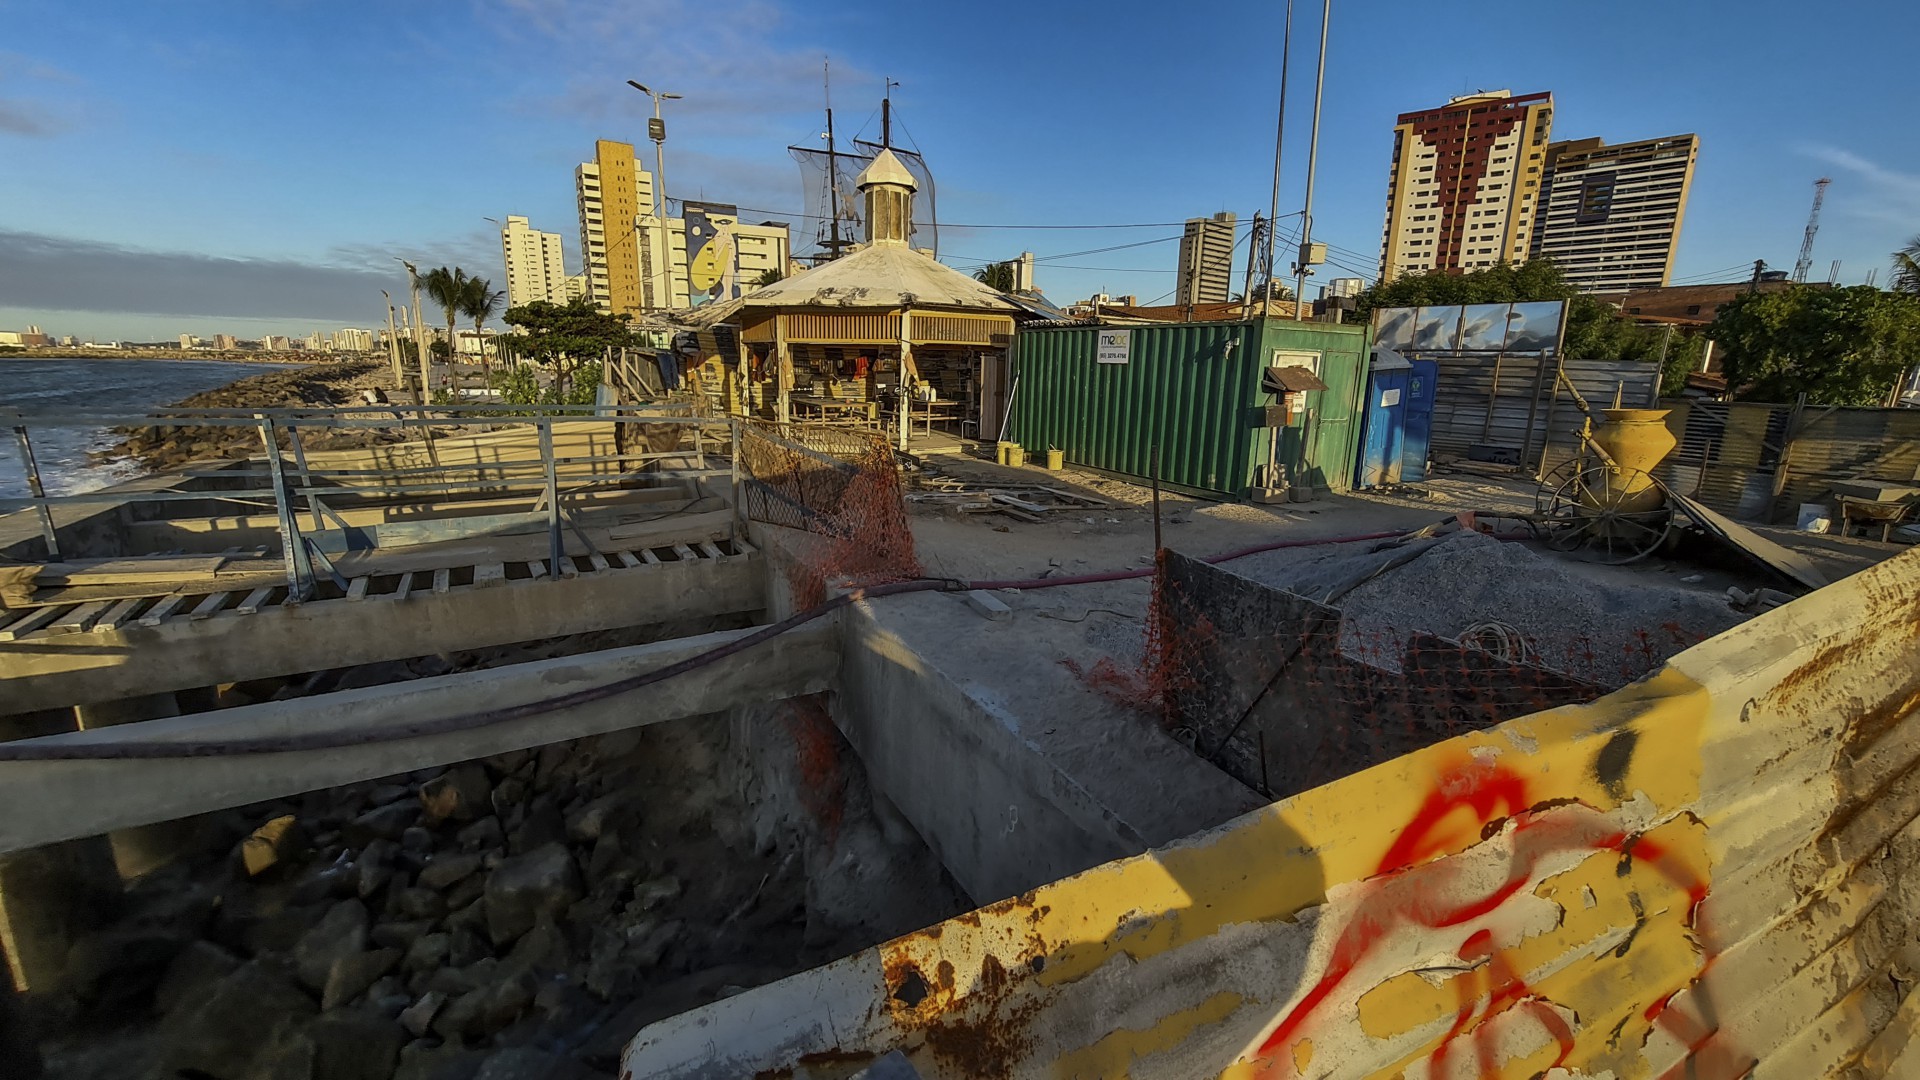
(736, 423, 922, 609)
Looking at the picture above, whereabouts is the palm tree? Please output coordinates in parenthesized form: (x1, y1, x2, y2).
(1893, 236, 1920, 295)
(420, 266, 471, 373)
(973, 261, 1016, 292)
(459, 276, 507, 374)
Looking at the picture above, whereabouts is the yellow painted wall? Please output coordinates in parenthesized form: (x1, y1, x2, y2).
(626, 545, 1920, 1079)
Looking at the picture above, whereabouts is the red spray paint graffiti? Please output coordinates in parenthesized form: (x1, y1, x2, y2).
(1248, 750, 1745, 1079)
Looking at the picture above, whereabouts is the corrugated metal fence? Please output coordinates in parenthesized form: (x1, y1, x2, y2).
(1428, 354, 1660, 472)
(1660, 399, 1920, 523)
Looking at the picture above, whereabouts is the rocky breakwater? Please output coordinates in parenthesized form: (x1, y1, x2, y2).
(102, 360, 401, 474)
(40, 704, 967, 1080)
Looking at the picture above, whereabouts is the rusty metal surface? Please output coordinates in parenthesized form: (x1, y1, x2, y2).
(626, 546, 1920, 1079)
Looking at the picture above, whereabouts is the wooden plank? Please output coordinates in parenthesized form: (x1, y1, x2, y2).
(474, 563, 506, 588)
(671, 543, 697, 562)
(346, 576, 372, 601)
(0, 606, 66, 641)
(95, 597, 147, 631)
(587, 553, 611, 572)
(189, 591, 233, 620)
(698, 541, 725, 560)
(615, 550, 643, 568)
(432, 568, 451, 594)
(28, 555, 228, 585)
(640, 548, 661, 565)
(137, 593, 193, 628)
(49, 600, 114, 635)
(393, 571, 415, 601)
(235, 586, 276, 615)
(990, 493, 1051, 514)
(523, 560, 547, 579)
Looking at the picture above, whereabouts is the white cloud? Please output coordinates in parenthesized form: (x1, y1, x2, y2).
(1797, 144, 1920, 227)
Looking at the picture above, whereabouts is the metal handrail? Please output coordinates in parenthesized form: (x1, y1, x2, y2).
(3, 409, 746, 602)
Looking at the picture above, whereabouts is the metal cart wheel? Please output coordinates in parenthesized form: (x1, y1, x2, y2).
(1542, 464, 1674, 564)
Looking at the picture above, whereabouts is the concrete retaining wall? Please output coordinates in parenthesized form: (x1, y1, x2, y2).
(624, 545, 1920, 1078)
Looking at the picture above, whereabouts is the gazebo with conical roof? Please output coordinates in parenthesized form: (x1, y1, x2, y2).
(685, 149, 1024, 443)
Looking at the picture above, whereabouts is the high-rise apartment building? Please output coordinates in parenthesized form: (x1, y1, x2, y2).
(1528, 135, 1698, 292)
(1379, 90, 1554, 281)
(1175, 212, 1236, 306)
(575, 140, 656, 316)
(500, 215, 570, 308)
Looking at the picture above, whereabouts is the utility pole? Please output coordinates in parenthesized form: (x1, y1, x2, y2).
(382, 290, 402, 387)
(627, 80, 682, 309)
(1264, 0, 1294, 320)
(1242, 213, 1266, 318)
(1292, 0, 1331, 320)
(1749, 258, 1766, 294)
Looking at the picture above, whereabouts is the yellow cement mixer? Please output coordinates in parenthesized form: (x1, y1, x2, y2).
(1534, 408, 1679, 563)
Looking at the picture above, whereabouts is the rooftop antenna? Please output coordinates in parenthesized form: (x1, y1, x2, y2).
(882, 77, 900, 149)
(1791, 177, 1830, 284)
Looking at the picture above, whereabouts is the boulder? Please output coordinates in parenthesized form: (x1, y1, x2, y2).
(345, 801, 421, 845)
(473, 1046, 597, 1079)
(455, 816, 505, 852)
(503, 915, 570, 976)
(388, 887, 447, 922)
(366, 783, 413, 807)
(447, 927, 491, 968)
(416, 851, 482, 891)
(371, 919, 435, 951)
(399, 990, 447, 1038)
(507, 799, 565, 855)
(484, 844, 581, 945)
(403, 932, 450, 973)
(158, 961, 318, 1078)
(421, 764, 491, 824)
(241, 814, 310, 876)
(400, 827, 436, 853)
(564, 792, 632, 844)
(62, 927, 184, 1007)
(394, 1043, 489, 1080)
(154, 939, 242, 1016)
(631, 874, 683, 912)
(310, 1008, 406, 1080)
(294, 899, 370, 992)
(321, 948, 401, 1010)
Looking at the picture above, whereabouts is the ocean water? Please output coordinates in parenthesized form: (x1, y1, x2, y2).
(0, 358, 293, 499)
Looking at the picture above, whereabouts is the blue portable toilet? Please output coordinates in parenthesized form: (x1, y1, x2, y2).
(1356, 348, 1437, 488)
(1401, 357, 1437, 483)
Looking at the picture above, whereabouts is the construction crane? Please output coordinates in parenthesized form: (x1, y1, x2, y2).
(1792, 177, 1831, 284)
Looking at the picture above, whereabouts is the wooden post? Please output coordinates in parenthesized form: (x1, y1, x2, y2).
(286, 425, 323, 532)
(11, 425, 59, 561)
(773, 315, 792, 429)
(539, 417, 563, 577)
(898, 310, 916, 452)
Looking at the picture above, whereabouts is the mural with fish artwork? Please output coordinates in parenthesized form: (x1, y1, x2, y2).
(623, 546, 1920, 1080)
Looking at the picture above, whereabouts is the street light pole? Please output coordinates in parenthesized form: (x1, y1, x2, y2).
(1293, 0, 1331, 320)
(381, 290, 402, 387)
(627, 80, 683, 310)
(1263, 0, 1294, 319)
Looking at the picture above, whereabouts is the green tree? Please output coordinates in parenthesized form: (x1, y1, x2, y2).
(1708, 285, 1919, 405)
(498, 296, 639, 401)
(420, 266, 473, 370)
(1893, 236, 1920, 295)
(752, 267, 784, 288)
(973, 261, 1017, 292)
(459, 275, 506, 372)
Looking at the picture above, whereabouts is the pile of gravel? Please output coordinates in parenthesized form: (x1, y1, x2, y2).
(1254, 531, 1747, 687)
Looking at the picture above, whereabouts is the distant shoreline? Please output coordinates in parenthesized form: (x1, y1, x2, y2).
(1, 347, 346, 364)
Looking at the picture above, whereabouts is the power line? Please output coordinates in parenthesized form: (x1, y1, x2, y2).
(730, 206, 1199, 230)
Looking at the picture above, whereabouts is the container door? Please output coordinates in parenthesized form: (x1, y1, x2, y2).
(1401, 359, 1438, 483)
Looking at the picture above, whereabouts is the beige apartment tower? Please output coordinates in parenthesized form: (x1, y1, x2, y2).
(1175, 212, 1236, 306)
(1379, 90, 1555, 281)
(500, 215, 569, 308)
(1528, 135, 1699, 292)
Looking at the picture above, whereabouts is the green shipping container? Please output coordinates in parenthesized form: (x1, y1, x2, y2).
(1008, 319, 1369, 499)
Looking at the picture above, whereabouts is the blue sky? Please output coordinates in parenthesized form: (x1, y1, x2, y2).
(3, 0, 1917, 341)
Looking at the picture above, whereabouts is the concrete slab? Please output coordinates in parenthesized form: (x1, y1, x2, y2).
(0, 621, 838, 854)
(0, 549, 764, 712)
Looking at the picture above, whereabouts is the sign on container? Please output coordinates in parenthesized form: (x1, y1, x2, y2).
(1096, 329, 1131, 365)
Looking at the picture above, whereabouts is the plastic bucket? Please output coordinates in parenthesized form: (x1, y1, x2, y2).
(1046, 448, 1064, 471)
(996, 441, 1020, 466)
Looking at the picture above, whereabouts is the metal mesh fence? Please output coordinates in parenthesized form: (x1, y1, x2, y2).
(736, 423, 921, 607)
